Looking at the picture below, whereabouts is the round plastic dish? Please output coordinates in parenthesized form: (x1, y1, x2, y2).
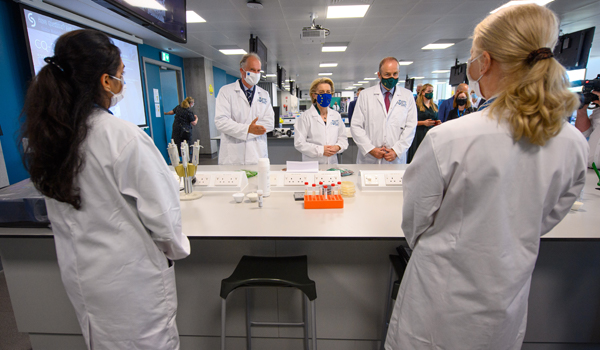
(246, 192, 258, 202)
(233, 193, 245, 203)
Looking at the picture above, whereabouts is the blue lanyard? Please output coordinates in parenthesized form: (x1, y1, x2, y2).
(477, 97, 496, 111)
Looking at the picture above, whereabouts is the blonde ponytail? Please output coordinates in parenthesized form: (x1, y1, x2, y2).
(181, 96, 194, 109)
(473, 4, 579, 146)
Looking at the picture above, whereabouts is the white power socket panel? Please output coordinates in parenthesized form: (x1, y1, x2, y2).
(284, 173, 309, 186)
(269, 171, 342, 192)
(384, 173, 403, 186)
(358, 170, 405, 192)
(188, 171, 248, 192)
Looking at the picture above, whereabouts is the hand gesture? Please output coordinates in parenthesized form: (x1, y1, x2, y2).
(434, 120, 442, 126)
(423, 119, 436, 127)
(382, 147, 397, 162)
(323, 145, 341, 157)
(248, 117, 267, 135)
(369, 147, 387, 159)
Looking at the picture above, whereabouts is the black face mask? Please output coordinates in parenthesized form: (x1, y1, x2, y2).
(456, 98, 468, 106)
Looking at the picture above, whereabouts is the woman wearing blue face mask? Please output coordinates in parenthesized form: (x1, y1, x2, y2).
(407, 83, 440, 163)
(20, 29, 190, 349)
(294, 78, 348, 164)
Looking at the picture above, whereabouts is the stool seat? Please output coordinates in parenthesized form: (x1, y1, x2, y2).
(220, 255, 317, 300)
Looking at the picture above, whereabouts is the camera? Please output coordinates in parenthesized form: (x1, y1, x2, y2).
(581, 74, 600, 107)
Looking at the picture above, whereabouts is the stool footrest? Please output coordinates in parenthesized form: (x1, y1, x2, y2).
(250, 321, 305, 327)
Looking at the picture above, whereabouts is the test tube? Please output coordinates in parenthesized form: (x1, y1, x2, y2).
(319, 181, 324, 195)
(323, 186, 328, 199)
(312, 184, 316, 195)
(304, 182, 309, 195)
(331, 183, 336, 196)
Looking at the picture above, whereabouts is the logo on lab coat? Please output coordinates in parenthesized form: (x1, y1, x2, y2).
(258, 97, 268, 104)
(331, 120, 339, 126)
(397, 100, 407, 107)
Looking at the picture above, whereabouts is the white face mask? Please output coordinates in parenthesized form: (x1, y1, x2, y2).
(243, 70, 261, 86)
(108, 75, 126, 107)
(467, 54, 485, 100)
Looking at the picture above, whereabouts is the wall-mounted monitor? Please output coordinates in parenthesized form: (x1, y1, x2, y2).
(449, 63, 468, 86)
(289, 81, 294, 94)
(404, 78, 415, 91)
(249, 34, 267, 71)
(91, 0, 187, 43)
(554, 27, 595, 70)
(21, 5, 148, 127)
(277, 65, 286, 91)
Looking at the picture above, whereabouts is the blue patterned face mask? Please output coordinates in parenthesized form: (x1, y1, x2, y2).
(316, 93, 332, 108)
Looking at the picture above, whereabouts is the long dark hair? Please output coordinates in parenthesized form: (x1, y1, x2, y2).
(21, 29, 121, 209)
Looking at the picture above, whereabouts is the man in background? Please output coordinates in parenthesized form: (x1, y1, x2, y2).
(347, 87, 364, 123)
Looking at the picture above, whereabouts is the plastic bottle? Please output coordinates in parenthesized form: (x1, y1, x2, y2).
(257, 158, 271, 197)
(257, 190, 263, 208)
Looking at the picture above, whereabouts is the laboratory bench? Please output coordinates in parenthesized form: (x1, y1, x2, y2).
(0, 165, 599, 349)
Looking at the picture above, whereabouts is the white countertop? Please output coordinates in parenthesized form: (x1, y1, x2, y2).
(1, 166, 598, 240)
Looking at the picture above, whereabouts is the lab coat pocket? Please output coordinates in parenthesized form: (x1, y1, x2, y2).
(162, 262, 178, 321)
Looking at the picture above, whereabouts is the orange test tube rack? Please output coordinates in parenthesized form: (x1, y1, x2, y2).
(303, 194, 344, 209)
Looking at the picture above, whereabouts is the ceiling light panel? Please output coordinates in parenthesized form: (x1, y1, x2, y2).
(491, 0, 554, 14)
(320, 63, 338, 67)
(186, 11, 206, 23)
(364, 78, 376, 80)
(399, 61, 413, 65)
(219, 49, 247, 55)
(327, 5, 370, 18)
(432, 70, 450, 73)
(318, 73, 333, 76)
(322, 46, 347, 52)
(125, 0, 166, 10)
(422, 43, 454, 50)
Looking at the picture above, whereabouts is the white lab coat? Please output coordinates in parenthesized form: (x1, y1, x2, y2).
(45, 109, 191, 350)
(351, 84, 417, 164)
(294, 105, 349, 164)
(581, 108, 600, 167)
(385, 110, 588, 350)
(215, 80, 275, 165)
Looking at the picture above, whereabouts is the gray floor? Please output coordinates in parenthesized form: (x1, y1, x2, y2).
(0, 270, 32, 350)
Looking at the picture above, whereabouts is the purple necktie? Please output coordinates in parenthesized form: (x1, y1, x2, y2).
(385, 91, 390, 112)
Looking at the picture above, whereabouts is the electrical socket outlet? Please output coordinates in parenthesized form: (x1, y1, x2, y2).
(364, 174, 379, 186)
(270, 174, 279, 186)
(314, 172, 341, 185)
(215, 174, 240, 186)
(284, 173, 309, 186)
(385, 173, 403, 186)
(196, 174, 210, 186)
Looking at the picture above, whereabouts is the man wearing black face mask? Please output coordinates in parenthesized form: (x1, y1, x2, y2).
(350, 57, 418, 164)
(447, 91, 474, 121)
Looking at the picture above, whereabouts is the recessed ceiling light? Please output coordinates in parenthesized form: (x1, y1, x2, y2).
(422, 43, 454, 50)
(320, 63, 338, 67)
(353, 83, 364, 86)
(490, 0, 554, 14)
(219, 49, 247, 55)
(322, 46, 347, 52)
(345, 87, 355, 90)
(125, 0, 166, 10)
(186, 11, 206, 23)
(327, 5, 370, 18)
(432, 70, 450, 73)
(318, 73, 333, 76)
(399, 61, 413, 66)
(358, 81, 368, 83)
(399, 80, 406, 83)
(412, 77, 425, 79)
(265, 74, 277, 77)
(364, 78, 376, 80)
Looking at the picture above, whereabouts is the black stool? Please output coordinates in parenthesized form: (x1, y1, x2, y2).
(380, 243, 412, 350)
(220, 255, 317, 350)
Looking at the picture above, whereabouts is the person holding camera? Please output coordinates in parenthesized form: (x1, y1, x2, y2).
(575, 90, 600, 167)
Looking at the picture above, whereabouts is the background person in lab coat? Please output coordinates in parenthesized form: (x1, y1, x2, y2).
(385, 5, 588, 350)
(20, 30, 191, 350)
(575, 91, 600, 168)
(215, 53, 274, 165)
(294, 78, 348, 164)
(350, 57, 418, 164)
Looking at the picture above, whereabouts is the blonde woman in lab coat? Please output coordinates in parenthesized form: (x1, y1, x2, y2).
(294, 78, 348, 164)
(21, 30, 190, 350)
(386, 5, 588, 350)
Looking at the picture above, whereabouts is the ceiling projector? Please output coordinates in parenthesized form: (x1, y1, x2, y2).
(301, 13, 330, 44)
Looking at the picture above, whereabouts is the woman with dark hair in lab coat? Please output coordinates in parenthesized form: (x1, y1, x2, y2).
(385, 5, 588, 350)
(20, 29, 190, 350)
(294, 77, 348, 164)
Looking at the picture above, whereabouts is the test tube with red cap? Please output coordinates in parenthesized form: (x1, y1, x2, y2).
(312, 184, 316, 195)
(304, 182, 309, 195)
(323, 185, 328, 199)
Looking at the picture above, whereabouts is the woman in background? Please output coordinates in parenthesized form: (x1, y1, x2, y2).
(447, 91, 474, 121)
(294, 78, 348, 164)
(21, 29, 190, 349)
(386, 5, 588, 350)
(166, 96, 198, 155)
(407, 83, 440, 163)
